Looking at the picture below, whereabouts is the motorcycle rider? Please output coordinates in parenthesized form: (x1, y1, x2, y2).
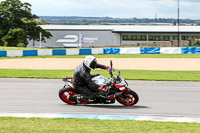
(72, 55, 111, 102)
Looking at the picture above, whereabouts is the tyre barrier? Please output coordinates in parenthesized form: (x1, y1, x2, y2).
(0, 47, 200, 57)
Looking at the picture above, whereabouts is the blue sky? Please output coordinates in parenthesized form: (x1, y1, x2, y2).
(1, 0, 200, 19)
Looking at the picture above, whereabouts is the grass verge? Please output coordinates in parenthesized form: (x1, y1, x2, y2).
(1, 54, 200, 59)
(0, 117, 199, 133)
(0, 69, 200, 81)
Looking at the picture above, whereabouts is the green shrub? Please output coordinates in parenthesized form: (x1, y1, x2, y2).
(193, 39, 200, 46)
(17, 43, 26, 47)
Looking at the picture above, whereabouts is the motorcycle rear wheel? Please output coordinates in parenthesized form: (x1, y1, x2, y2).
(116, 89, 139, 106)
(59, 87, 77, 104)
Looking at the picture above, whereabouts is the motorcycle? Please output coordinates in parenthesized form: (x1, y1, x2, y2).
(58, 60, 139, 106)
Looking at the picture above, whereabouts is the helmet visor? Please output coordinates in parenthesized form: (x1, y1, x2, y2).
(90, 59, 97, 69)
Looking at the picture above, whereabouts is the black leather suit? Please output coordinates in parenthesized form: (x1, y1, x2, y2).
(73, 62, 106, 100)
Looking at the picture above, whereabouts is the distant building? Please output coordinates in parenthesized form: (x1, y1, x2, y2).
(28, 25, 200, 48)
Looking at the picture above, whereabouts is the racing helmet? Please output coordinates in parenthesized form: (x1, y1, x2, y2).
(83, 55, 97, 69)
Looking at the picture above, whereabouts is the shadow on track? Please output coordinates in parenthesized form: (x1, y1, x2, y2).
(74, 104, 149, 109)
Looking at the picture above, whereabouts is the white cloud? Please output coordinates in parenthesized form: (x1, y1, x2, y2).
(0, 0, 200, 19)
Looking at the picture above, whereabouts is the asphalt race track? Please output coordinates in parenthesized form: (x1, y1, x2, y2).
(0, 78, 200, 118)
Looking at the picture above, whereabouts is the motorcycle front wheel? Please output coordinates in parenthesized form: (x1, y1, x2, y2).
(116, 89, 139, 106)
(59, 87, 77, 104)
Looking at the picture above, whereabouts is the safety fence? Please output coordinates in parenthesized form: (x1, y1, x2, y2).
(0, 47, 200, 57)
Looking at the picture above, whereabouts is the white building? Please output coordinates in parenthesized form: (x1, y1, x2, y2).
(28, 25, 200, 48)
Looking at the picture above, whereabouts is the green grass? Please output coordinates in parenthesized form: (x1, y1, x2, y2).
(1, 54, 200, 59)
(0, 69, 200, 81)
(0, 69, 74, 79)
(0, 117, 199, 133)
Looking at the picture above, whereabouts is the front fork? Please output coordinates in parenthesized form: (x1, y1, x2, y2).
(114, 88, 126, 96)
(115, 88, 131, 101)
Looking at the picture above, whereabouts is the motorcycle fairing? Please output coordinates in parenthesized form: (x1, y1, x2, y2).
(92, 75, 110, 86)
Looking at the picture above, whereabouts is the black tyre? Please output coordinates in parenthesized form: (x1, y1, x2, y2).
(58, 87, 77, 104)
(116, 89, 139, 106)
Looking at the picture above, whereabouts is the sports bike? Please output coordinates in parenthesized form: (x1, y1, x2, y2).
(58, 61, 139, 106)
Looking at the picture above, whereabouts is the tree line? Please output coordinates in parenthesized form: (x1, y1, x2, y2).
(40, 16, 200, 25)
